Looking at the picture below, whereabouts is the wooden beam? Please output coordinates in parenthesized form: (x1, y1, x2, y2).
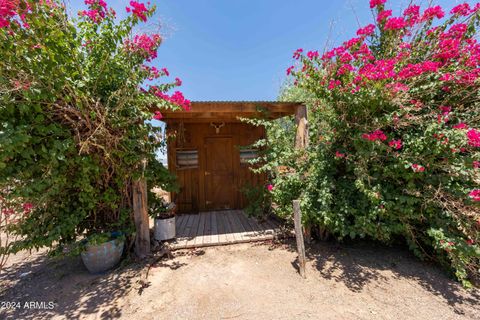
(154, 101, 301, 121)
(293, 199, 307, 278)
(132, 178, 151, 258)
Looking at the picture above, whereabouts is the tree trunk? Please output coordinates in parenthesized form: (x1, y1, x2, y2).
(132, 178, 150, 258)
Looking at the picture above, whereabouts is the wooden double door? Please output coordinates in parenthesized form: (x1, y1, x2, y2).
(204, 137, 235, 211)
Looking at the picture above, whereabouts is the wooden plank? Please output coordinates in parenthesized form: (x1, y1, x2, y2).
(132, 179, 150, 258)
(237, 211, 255, 236)
(227, 211, 245, 242)
(203, 211, 213, 244)
(211, 211, 219, 244)
(293, 200, 307, 278)
(194, 213, 207, 246)
(238, 211, 250, 234)
(221, 211, 236, 242)
(245, 214, 263, 235)
(233, 210, 252, 235)
(181, 214, 195, 238)
(178, 214, 190, 236)
(169, 210, 279, 250)
(224, 210, 238, 242)
(216, 211, 230, 243)
(188, 214, 201, 238)
(175, 214, 187, 237)
(175, 215, 186, 234)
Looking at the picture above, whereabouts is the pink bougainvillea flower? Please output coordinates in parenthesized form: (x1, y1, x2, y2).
(286, 66, 294, 76)
(450, 3, 471, 16)
(466, 239, 474, 245)
(337, 64, 354, 76)
(328, 79, 341, 90)
(126, 1, 149, 22)
(422, 6, 445, 21)
(161, 67, 169, 76)
(453, 123, 468, 130)
(469, 189, 480, 201)
(267, 184, 274, 192)
(175, 77, 182, 86)
(79, 9, 101, 22)
(384, 17, 407, 30)
(22, 202, 33, 213)
(397, 61, 441, 79)
(440, 73, 453, 81)
(467, 129, 480, 147)
(307, 50, 319, 60)
(145, 66, 160, 80)
(80, 0, 110, 22)
(389, 139, 402, 150)
(362, 130, 387, 142)
(150, 87, 191, 111)
(335, 151, 345, 158)
(0, 0, 18, 29)
(369, 0, 386, 9)
(124, 34, 161, 61)
(403, 5, 420, 23)
(472, 3, 480, 13)
(153, 111, 162, 120)
(395, 83, 409, 92)
(356, 24, 375, 36)
(440, 106, 451, 116)
(411, 164, 425, 173)
(377, 9, 392, 22)
(293, 48, 303, 60)
(344, 38, 362, 50)
(473, 161, 480, 168)
(1, 207, 15, 216)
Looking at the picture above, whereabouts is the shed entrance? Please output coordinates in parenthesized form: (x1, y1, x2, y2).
(158, 101, 301, 214)
(204, 137, 234, 210)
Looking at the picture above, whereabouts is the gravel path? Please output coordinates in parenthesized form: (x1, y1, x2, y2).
(1, 240, 479, 319)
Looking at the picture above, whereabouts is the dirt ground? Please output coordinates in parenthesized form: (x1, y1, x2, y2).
(1, 240, 479, 320)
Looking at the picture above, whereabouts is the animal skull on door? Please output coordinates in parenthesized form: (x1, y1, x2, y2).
(210, 122, 225, 134)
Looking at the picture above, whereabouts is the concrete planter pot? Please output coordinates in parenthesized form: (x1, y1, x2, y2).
(81, 238, 124, 274)
(154, 216, 176, 241)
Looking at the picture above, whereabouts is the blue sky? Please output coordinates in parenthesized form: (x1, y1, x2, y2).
(69, 0, 475, 101)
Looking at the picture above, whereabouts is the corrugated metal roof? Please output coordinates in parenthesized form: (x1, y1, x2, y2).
(191, 101, 303, 104)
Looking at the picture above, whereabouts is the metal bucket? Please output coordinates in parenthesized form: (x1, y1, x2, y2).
(154, 217, 176, 241)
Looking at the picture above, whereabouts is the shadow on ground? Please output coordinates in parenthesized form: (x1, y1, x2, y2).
(282, 239, 480, 315)
(1, 239, 479, 319)
(0, 250, 185, 320)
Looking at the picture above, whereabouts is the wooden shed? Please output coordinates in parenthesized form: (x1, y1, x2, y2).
(161, 101, 303, 214)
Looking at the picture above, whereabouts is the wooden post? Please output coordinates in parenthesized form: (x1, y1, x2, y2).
(294, 104, 311, 242)
(293, 199, 306, 278)
(294, 104, 308, 151)
(132, 178, 151, 258)
(293, 104, 308, 278)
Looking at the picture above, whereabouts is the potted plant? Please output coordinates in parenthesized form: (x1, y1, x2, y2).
(150, 198, 176, 241)
(80, 231, 125, 274)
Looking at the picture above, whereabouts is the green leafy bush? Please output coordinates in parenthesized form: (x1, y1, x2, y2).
(0, 1, 187, 255)
(266, 1, 480, 286)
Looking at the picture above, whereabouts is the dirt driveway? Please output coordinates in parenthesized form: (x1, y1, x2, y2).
(1, 240, 479, 319)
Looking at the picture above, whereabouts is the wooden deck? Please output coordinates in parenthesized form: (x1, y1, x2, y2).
(167, 210, 282, 250)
